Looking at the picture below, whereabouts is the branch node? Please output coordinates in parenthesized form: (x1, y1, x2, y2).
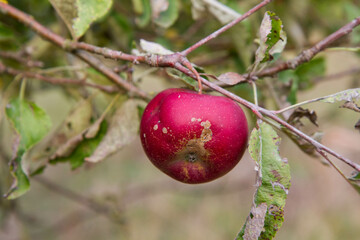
(145, 54, 160, 67)
(62, 39, 76, 52)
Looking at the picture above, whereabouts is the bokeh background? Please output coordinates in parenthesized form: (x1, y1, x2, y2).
(1, 0, 360, 239)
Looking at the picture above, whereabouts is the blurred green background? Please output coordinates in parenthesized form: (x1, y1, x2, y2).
(1, 0, 360, 239)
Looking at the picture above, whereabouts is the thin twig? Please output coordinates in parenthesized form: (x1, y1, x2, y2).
(313, 67, 360, 83)
(38, 65, 87, 74)
(316, 150, 360, 194)
(34, 176, 125, 225)
(275, 98, 322, 114)
(325, 47, 360, 52)
(181, 0, 273, 56)
(71, 41, 145, 62)
(0, 62, 119, 94)
(0, 50, 44, 68)
(30, 210, 94, 238)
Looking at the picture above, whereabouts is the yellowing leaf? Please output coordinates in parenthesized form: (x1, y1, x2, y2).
(191, 0, 241, 24)
(256, 11, 286, 64)
(5, 98, 51, 199)
(50, 0, 113, 39)
(6, 99, 52, 153)
(86, 99, 145, 163)
(151, 0, 179, 28)
(320, 88, 360, 103)
(73, 0, 113, 39)
(217, 72, 246, 85)
(139, 39, 174, 55)
(133, 0, 151, 28)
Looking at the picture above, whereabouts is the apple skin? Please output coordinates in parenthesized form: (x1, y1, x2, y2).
(140, 88, 248, 184)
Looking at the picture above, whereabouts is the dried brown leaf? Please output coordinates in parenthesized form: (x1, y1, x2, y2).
(49, 113, 104, 160)
(217, 72, 246, 85)
(287, 107, 318, 127)
(340, 101, 360, 113)
(243, 203, 267, 240)
(85, 99, 145, 163)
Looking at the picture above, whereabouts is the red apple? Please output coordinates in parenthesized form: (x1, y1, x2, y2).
(140, 88, 248, 184)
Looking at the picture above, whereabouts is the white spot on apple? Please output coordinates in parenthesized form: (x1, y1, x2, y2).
(153, 124, 158, 130)
(162, 127, 168, 134)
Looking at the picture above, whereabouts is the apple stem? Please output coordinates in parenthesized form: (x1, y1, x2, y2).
(179, 56, 203, 94)
(197, 79, 203, 94)
(251, 81, 258, 106)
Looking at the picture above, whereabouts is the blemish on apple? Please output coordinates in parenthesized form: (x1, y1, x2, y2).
(162, 127, 168, 134)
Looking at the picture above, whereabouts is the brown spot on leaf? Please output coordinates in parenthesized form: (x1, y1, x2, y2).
(271, 170, 281, 181)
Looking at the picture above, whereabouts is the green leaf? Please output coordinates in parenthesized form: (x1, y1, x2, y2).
(49, 0, 77, 38)
(295, 57, 325, 89)
(278, 70, 299, 105)
(51, 120, 108, 169)
(5, 99, 51, 199)
(348, 171, 360, 193)
(49, 94, 124, 169)
(86, 100, 145, 163)
(6, 150, 29, 200)
(50, 0, 113, 39)
(287, 80, 298, 105)
(73, 0, 113, 39)
(278, 58, 325, 104)
(137, 105, 145, 119)
(151, 0, 180, 28)
(0, 22, 14, 41)
(237, 122, 291, 240)
(278, 70, 296, 84)
(36, 98, 93, 160)
(256, 11, 287, 64)
(6, 99, 52, 152)
(132, 0, 151, 28)
(139, 39, 174, 55)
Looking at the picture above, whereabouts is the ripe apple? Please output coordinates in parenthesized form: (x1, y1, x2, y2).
(140, 88, 248, 184)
